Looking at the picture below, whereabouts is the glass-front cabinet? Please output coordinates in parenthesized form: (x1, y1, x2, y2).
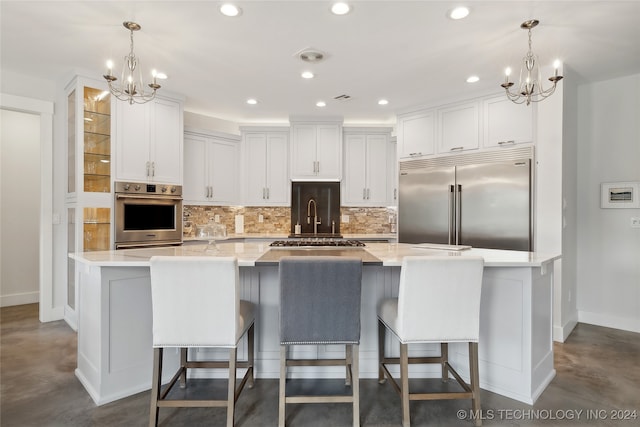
(83, 87, 111, 193)
(65, 77, 113, 330)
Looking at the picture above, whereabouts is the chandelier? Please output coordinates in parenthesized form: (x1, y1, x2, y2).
(103, 22, 163, 105)
(501, 20, 563, 106)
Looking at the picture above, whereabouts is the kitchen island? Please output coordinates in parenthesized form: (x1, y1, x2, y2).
(70, 241, 560, 406)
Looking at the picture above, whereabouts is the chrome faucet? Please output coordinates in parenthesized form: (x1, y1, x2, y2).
(307, 198, 321, 235)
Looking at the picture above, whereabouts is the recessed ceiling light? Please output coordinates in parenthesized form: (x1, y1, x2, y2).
(220, 3, 242, 17)
(331, 2, 351, 15)
(449, 6, 470, 20)
(316, 101, 326, 107)
(378, 99, 389, 105)
(301, 71, 314, 79)
(246, 98, 258, 105)
(466, 75, 480, 83)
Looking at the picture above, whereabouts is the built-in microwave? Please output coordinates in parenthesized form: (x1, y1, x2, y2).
(114, 182, 182, 249)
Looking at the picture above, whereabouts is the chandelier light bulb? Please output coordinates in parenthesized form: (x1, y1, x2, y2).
(331, 2, 351, 15)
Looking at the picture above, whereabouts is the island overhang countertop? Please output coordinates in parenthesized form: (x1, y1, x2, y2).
(70, 241, 560, 268)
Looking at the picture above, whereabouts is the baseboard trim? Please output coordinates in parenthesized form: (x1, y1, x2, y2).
(0, 291, 39, 308)
(578, 311, 640, 334)
(554, 317, 578, 343)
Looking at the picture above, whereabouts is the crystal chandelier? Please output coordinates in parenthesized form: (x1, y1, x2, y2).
(501, 20, 563, 106)
(103, 22, 163, 105)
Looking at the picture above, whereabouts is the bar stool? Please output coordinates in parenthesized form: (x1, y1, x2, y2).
(377, 255, 484, 427)
(149, 256, 255, 427)
(278, 256, 363, 427)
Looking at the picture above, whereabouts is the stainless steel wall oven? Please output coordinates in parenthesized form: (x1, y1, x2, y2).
(114, 181, 182, 249)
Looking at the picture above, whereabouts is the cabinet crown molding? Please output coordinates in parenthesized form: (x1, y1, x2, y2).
(289, 115, 343, 124)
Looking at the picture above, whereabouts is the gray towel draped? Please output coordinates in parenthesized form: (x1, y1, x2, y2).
(279, 256, 362, 344)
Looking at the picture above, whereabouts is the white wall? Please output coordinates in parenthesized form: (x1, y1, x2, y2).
(559, 66, 579, 341)
(0, 109, 41, 306)
(576, 73, 640, 332)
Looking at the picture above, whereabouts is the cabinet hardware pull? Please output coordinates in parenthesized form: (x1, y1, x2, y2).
(367, 188, 370, 199)
(498, 140, 515, 145)
(151, 162, 155, 177)
(394, 188, 397, 200)
(146, 161, 150, 176)
(266, 188, 270, 199)
(262, 188, 265, 199)
(363, 188, 366, 200)
(450, 146, 464, 151)
(409, 152, 422, 157)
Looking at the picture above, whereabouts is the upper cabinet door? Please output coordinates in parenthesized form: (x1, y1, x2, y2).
(437, 101, 480, 153)
(290, 122, 342, 180)
(315, 124, 342, 179)
(114, 102, 149, 182)
(182, 134, 208, 203)
(483, 96, 534, 148)
(114, 96, 183, 184)
(244, 133, 268, 204)
(265, 133, 289, 204)
(398, 111, 435, 159)
(365, 134, 389, 205)
(209, 140, 238, 204)
(149, 98, 182, 184)
(343, 134, 368, 204)
(290, 125, 318, 179)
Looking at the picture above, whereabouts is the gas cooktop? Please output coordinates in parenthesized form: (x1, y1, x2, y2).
(269, 239, 365, 248)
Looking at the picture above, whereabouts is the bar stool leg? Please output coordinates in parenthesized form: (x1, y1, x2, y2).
(345, 344, 353, 386)
(400, 343, 410, 427)
(441, 343, 449, 381)
(377, 320, 386, 384)
(179, 347, 188, 388)
(227, 348, 237, 427)
(278, 345, 287, 427)
(248, 323, 255, 388)
(352, 344, 360, 427)
(469, 342, 482, 426)
(149, 348, 162, 427)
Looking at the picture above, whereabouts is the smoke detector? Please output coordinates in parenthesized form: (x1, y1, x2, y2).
(294, 47, 327, 63)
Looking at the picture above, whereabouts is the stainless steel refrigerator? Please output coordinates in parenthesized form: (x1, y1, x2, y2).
(398, 159, 532, 251)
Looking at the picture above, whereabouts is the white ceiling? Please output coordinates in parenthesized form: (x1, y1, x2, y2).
(2, 1, 640, 125)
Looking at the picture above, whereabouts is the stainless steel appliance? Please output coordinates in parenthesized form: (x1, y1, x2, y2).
(114, 182, 182, 249)
(398, 150, 533, 251)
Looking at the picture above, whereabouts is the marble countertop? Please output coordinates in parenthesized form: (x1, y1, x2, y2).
(183, 233, 397, 242)
(70, 241, 560, 268)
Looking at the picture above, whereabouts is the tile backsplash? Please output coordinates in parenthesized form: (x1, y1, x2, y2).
(183, 205, 397, 236)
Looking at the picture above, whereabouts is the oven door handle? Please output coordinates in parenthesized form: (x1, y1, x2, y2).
(116, 194, 183, 201)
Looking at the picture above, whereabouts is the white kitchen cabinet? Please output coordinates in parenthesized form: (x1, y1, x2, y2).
(290, 121, 342, 180)
(483, 95, 534, 148)
(183, 130, 239, 205)
(437, 101, 480, 153)
(114, 96, 183, 185)
(342, 128, 392, 206)
(242, 128, 289, 206)
(397, 110, 435, 159)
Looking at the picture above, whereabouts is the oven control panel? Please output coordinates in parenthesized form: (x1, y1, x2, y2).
(114, 181, 182, 196)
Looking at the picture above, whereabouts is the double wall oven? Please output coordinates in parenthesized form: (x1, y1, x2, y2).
(114, 181, 183, 249)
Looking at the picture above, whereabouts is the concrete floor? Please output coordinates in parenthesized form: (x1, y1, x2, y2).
(1, 303, 638, 426)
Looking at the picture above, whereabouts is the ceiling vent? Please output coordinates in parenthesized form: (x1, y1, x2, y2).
(333, 94, 352, 101)
(294, 47, 326, 63)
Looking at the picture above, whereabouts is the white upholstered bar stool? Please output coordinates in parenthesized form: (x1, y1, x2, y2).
(149, 256, 255, 427)
(377, 255, 484, 427)
(278, 256, 363, 427)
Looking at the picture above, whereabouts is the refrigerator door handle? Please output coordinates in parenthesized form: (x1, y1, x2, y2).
(448, 185, 455, 245)
(456, 184, 462, 245)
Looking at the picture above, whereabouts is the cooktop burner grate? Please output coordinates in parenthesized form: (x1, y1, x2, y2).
(270, 239, 365, 247)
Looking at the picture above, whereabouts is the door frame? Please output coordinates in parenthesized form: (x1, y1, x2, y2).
(1, 93, 57, 321)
